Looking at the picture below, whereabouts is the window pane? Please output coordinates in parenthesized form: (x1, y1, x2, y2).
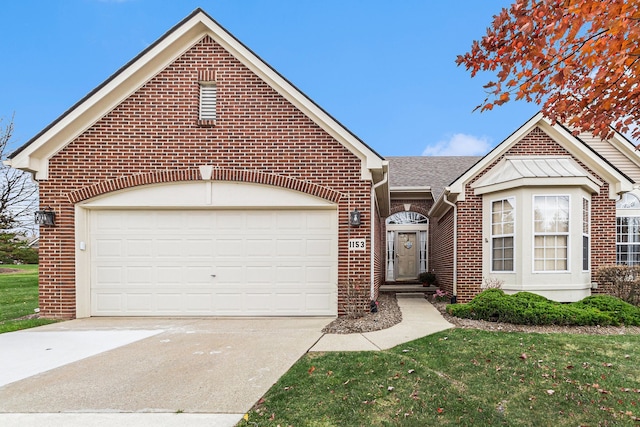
(617, 217, 640, 265)
(534, 234, 568, 271)
(492, 236, 513, 271)
(583, 235, 589, 270)
(491, 199, 514, 271)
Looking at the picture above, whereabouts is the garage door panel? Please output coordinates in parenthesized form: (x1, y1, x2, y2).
(156, 239, 184, 257)
(245, 266, 274, 284)
(125, 293, 154, 312)
(155, 267, 183, 284)
(90, 208, 337, 316)
(275, 266, 304, 283)
(183, 267, 214, 284)
(96, 266, 123, 285)
(184, 294, 214, 313)
(185, 239, 215, 257)
(127, 267, 153, 284)
(95, 239, 122, 257)
(276, 212, 304, 229)
(127, 239, 153, 257)
(246, 212, 274, 229)
(216, 239, 243, 257)
(156, 293, 183, 312)
(94, 293, 123, 312)
(306, 239, 333, 257)
(246, 239, 274, 257)
(306, 293, 333, 311)
(276, 239, 303, 256)
(306, 266, 333, 284)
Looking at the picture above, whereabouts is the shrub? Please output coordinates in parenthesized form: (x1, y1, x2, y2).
(446, 290, 640, 326)
(596, 265, 640, 306)
(574, 295, 640, 326)
(418, 272, 437, 285)
(0, 233, 38, 264)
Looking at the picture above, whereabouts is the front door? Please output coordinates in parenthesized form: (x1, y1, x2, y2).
(396, 232, 418, 280)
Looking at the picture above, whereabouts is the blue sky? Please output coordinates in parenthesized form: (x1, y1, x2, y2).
(0, 0, 539, 157)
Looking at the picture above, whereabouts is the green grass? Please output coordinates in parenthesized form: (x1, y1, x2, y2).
(238, 329, 640, 426)
(0, 265, 56, 333)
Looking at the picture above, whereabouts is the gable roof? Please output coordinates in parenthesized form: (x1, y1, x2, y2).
(430, 112, 636, 216)
(387, 156, 481, 201)
(6, 8, 387, 185)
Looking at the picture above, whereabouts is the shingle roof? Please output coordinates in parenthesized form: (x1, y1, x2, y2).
(386, 156, 482, 200)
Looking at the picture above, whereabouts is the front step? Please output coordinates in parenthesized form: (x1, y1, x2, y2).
(380, 284, 438, 294)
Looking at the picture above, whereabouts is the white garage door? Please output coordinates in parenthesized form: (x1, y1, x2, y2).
(90, 209, 337, 316)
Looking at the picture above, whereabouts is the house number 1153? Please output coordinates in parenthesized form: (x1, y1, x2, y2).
(348, 239, 366, 251)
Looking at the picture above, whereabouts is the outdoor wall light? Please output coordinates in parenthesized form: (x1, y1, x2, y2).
(35, 208, 56, 226)
(350, 209, 361, 226)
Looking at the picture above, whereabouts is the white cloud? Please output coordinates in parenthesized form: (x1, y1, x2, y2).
(422, 133, 492, 156)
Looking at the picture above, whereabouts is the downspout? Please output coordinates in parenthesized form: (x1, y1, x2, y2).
(371, 172, 388, 301)
(442, 188, 458, 303)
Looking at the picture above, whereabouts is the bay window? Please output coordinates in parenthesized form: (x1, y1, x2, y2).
(533, 195, 569, 271)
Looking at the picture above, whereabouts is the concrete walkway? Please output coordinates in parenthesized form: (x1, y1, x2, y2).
(311, 294, 454, 352)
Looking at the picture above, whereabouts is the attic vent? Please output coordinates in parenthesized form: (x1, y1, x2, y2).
(199, 83, 217, 123)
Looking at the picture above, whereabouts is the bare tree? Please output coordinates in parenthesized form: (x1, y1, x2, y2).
(1, 115, 38, 236)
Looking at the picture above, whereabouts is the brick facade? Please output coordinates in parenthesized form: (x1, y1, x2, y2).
(38, 35, 375, 318)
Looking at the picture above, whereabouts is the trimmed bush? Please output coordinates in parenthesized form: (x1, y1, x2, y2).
(446, 290, 640, 326)
(574, 295, 640, 326)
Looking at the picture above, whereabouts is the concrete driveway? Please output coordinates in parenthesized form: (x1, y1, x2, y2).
(0, 317, 330, 426)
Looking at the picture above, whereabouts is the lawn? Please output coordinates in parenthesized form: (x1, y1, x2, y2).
(239, 329, 640, 426)
(0, 265, 57, 333)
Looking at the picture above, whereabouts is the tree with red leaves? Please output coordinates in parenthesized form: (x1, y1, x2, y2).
(457, 0, 640, 141)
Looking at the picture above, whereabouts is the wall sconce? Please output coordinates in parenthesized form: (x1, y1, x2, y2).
(35, 208, 56, 226)
(350, 209, 361, 227)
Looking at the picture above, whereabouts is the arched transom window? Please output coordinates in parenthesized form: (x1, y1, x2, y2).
(386, 211, 428, 225)
(617, 193, 640, 209)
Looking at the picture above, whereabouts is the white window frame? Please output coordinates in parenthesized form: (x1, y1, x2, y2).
(616, 192, 640, 266)
(490, 197, 515, 273)
(582, 197, 590, 272)
(532, 194, 570, 273)
(616, 216, 640, 265)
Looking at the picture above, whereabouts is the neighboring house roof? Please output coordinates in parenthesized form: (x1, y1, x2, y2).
(386, 156, 481, 201)
(5, 8, 388, 192)
(430, 112, 636, 217)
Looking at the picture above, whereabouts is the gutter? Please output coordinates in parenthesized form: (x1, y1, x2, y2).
(441, 187, 458, 303)
(371, 171, 388, 300)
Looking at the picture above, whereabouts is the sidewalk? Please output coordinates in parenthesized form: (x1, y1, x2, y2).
(310, 294, 454, 352)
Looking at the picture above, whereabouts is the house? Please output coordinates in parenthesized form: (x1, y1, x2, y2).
(6, 9, 640, 319)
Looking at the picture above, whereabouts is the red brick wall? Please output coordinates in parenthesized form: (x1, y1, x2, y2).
(430, 208, 454, 297)
(591, 185, 617, 293)
(38, 35, 374, 318)
(454, 126, 616, 302)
